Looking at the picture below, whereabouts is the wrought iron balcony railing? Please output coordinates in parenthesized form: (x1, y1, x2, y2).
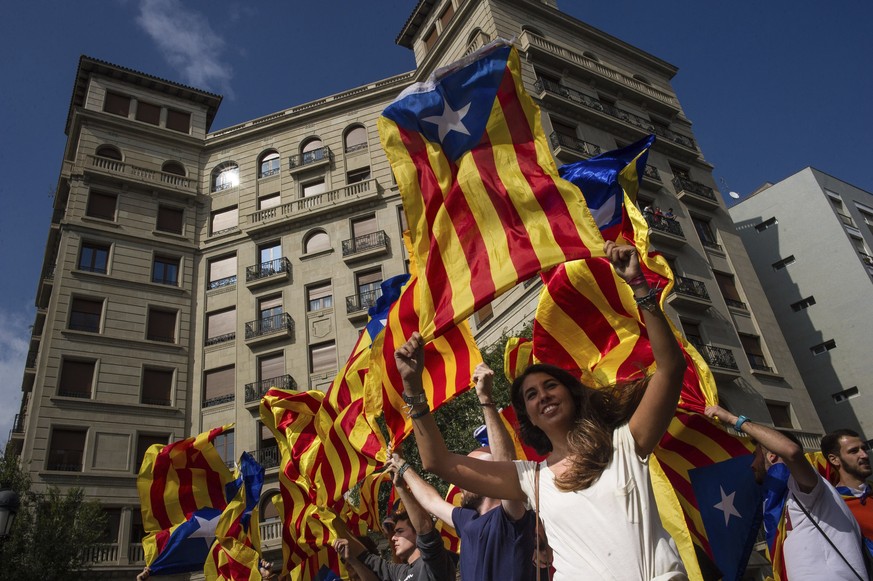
(253, 446, 280, 469)
(689, 340, 739, 370)
(548, 132, 602, 157)
(342, 231, 388, 257)
(26, 349, 38, 369)
(644, 164, 661, 181)
(141, 396, 172, 407)
(246, 257, 291, 283)
(245, 374, 297, 403)
(289, 146, 331, 169)
(205, 332, 235, 347)
(644, 214, 684, 237)
(725, 298, 747, 310)
(12, 413, 25, 433)
(208, 275, 237, 290)
(346, 288, 382, 314)
(672, 176, 717, 202)
(245, 313, 294, 340)
(46, 461, 83, 472)
(673, 276, 710, 300)
(747, 354, 772, 373)
(202, 393, 235, 408)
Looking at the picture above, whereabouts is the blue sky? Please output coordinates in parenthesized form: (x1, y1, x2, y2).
(0, 1, 870, 445)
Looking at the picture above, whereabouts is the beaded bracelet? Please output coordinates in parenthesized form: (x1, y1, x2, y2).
(409, 406, 430, 420)
(634, 286, 660, 312)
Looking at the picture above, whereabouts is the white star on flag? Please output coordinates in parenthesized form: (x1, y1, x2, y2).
(423, 100, 471, 141)
(190, 513, 220, 539)
(714, 486, 742, 526)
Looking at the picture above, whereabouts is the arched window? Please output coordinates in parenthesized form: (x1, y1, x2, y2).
(162, 161, 186, 176)
(301, 138, 326, 165)
(212, 162, 239, 192)
(344, 126, 368, 153)
(95, 145, 122, 161)
(261, 493, 280, 521)
(304, 230, 331, 254)
(259, 150, 280, 178)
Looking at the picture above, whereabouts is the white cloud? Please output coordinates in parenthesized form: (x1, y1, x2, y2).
(136, 0, 234, 96)
(0, 308, 31, 450)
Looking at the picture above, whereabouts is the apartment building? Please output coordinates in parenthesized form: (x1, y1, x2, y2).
(7, 0, 823, 576)
(730, 168, 873, 441)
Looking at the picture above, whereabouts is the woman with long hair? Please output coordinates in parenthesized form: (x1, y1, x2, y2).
(396, 242, 688, 580)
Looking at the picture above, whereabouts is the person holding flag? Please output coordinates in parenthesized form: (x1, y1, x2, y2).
(821, 429, 873, 559)
(397, 241, 688, 580)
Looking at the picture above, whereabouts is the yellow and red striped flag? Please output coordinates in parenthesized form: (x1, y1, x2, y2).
(435, 485, 463, 554)
(503, 337, 534, 384)
(378, 41, 605, 342)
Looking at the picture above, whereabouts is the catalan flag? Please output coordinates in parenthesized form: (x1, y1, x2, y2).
(378, 41, 605, 342)
(503, 337, 534, 384)
(436, 484, 463, 554)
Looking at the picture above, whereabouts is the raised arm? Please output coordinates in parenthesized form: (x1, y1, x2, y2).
(395, 334, 526, 501)
(387, 454, 435, 536)
(706, 405, 818, 493)
(604, 241, 686, 456)
(386, 453, 455, 525)
(474, 363, 527, 520)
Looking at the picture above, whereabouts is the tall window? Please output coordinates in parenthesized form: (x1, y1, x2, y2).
(95, 145, 122, 161)
(214, 430, 235, 467)
(86, 191, 118, 221)
(681, 320, 703, 347)
(307, 282, 333, 311)
(208, 254, 237, 289)
(258, 193, 281, 210)
(304, 230, 330, 254)
(47, 428, 87, 471)
(259, 151, 280, 178)
(259, 241, 282, 266)
(212, 163, 239, 192)
(310, 342, 337, 374)
(141, 367, 173, 406)
(347, 168, 371, 184)
(166, 109, 191, 134)
(210, 206, 239, 235)
(147, 308, 177, 343)
(103, 92, 130, 117)
(156, 205, 184, 234)
(766, 402, 793, 429)
(692, 217, 719, 248)
(739, 334, 768, 372)
(356, 269, 382, 305)
(135, 101, 161, 125)
(135, 434, 169, 472)
(78, 242, 110, 273)
(302, 179, 326, 198)
(259, 352, 285, 383)
(69, 297, 103, 333)
(152, 255, 180, 286)
(352, 215, 377, 240)
(714, 272, 745, 309)
(345, 126, 368, 153)
(258, 295, 284, 333)
(206, 308, 236, 346)
(58, 359, 95, 398)
(161, 161, 186, 177)
(203, 366, 235, 407)
(301, 139, 326, 164)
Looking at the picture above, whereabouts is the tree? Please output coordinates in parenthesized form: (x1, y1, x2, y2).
(0, 450, 108, 581)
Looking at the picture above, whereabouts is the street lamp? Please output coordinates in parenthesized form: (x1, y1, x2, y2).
(0, 489, 20, 538)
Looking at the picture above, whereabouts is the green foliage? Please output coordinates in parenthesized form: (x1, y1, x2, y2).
(0, 452, 108, 581)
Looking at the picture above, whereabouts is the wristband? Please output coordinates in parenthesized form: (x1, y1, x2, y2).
(396, 462, 411, 481)
(634, 286, 660, 312)
(734, 415, 749, 431)
(409, 406, 430, 420)
(479, 401, 495, 407)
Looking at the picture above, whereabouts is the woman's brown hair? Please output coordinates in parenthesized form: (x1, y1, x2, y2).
(510, 363, 647, 492)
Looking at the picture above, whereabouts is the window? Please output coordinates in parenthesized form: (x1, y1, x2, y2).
(632, 74, 652, 86)
(766, 402, 793, 429)
(692, 217, 719, 248)
(47, 428, 86, 471)
(857, 206, 873, 237)
(103, 92, 130, 117)
(423, 26, 438, 50)
(259, 352, 285, 383)
(58, 359, 95, 398)
(259, 193, 281, 210)
(714, 272, 745, 309)
(681, 320, 703, 347)
(347, 168, 371, 184)
(86, 191, 118, 220)
(206, 308, 236, 346)
(791, 296, 816, 312)
(78, 242, 110, 273)
(203, 366, 235, 407)
(259, 151, 280, 178)
(147, 308, 177, 343)
(474, 303, 493, 327)
(258, 295, 284, 332)
(304, 230, 331, 254)
(161, 161, 186, 176)
(210, 206, 239, 235)
(141, 367, 173, 406)
(135, 434, 168, 472)
(310, 342, 337, 374)
(398, 205, 408, 234)
(212, 163, 239, 192)
(739, 334, 769, 372)
(99, 508, 122, 544)
(302, 179, 326, 198)
(582, 51, 600, 62)
(755, 217, 778, 232)
(156, 205, 184, 234)
(69, 297, 103, 333)
(356, 269, 383, 307)
(439, 3, 455, 28)
(152, 255, 180, 286)
(307, 282, 333, 311)
(301, 138, 326, 164)
(352, 215, 377, 240)
(259, 241, 282, 266)
(811, 339, 836, 355)
(552, 119, 577, 140)
(95, 145, 122, 160)
(214, 430, 234, 467)
(833, 386, 859, 404)
(670, 165, 691, 180)
(772, 255, 796, 271)
(345, 126, 368, 153)
(166, 109, 191, 133)
(135, 101, 161, 125)
(208, 254, 237, 289)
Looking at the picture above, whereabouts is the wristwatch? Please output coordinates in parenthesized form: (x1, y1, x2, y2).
(402, 392, 428, 406)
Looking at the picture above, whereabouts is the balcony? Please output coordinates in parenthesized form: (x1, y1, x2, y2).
(205, 332, 235, 347)
(548, 132, 602, 162)
(83, 543, 119, 564)
(84, 155, 197, 195)
(128, 543, 145, 564)
(245, 313, 294, 346)
(746, 353, 773, 374)
(346, 288, 382, 321)
(37, 264, 55, 310)
(261, 520, 283, 548)
(11, 413, 25, 437)
(859, 252, 873, 267)
(246, 257, 292, 289)
(692, 342, 741, 381)
(245, 374, 297, 405)
(288, 147, 331, 174)
(725, 297, 748, 311)
(207, 275, 237, 291)
(253, 446, 280, 469)
(643, 164, 662, 184)
(247, 179, 381, 234)
(672, 176, 720, 211)
(342, 230, 390, 263)
(667, 275, 711, 311)
(644, 214, 685, 248)
(46, 460, 83, 472)
(203, 393, 235, 409)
